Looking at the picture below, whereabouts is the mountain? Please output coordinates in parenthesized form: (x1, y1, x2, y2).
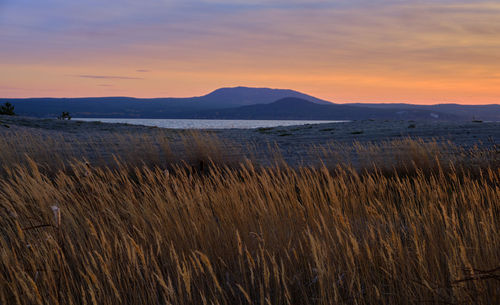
(347, 103, 500, 121)
(2, 87, 498, 121)
(2, 87, 331, 118)
(191, 98, 457, 120)
(197, 87, 331, 108)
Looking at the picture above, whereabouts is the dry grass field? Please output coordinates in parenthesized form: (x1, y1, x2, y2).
(1, 130, 499, 305)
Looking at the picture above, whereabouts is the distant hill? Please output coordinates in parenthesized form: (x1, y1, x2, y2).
(2, 86, 498, 121)
(191, 98, 457, 120)
(347, 103, 500, 121)
(194, 87, 331, 108)
(2, 87, 331, 118)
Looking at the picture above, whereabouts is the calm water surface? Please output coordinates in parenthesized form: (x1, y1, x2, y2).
(75, 118, 347, 129)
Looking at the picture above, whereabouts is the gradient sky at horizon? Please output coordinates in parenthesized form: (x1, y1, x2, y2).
(1, 0, 499, 104)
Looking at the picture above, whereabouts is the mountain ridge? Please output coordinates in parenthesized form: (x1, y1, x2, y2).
(1, 87, 330, 118)
(2, 87, 499, 121)
(191, 98, 457, 120)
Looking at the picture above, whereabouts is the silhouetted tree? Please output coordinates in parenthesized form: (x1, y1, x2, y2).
(57, 111, 72, 120)
(0, 102, 15, 116)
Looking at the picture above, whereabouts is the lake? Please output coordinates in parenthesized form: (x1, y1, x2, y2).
(74, 118, 348, 129)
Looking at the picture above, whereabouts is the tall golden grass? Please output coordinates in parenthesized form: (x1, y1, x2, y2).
(0, 132, 499, 304)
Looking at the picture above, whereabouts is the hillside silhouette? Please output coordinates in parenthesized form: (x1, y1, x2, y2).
(191, 98, 456, 120)
(3, 87, 499, 120)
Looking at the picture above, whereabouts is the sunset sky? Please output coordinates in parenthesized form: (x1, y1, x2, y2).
(1, 0, 499, 104)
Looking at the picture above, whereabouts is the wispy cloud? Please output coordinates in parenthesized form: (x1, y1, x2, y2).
(136, 69, 149, 72)
(74, 75, 144, 80)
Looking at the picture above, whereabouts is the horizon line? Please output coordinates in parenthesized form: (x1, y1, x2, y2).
(1, 86, 499, 106)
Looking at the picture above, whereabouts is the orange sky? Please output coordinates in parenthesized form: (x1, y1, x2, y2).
(1, 1, 499, 104)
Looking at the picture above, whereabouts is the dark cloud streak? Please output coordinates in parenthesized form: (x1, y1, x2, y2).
(74, 74, 144, 80)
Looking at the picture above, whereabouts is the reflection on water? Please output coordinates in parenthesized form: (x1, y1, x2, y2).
(74, 118, 348, 129)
